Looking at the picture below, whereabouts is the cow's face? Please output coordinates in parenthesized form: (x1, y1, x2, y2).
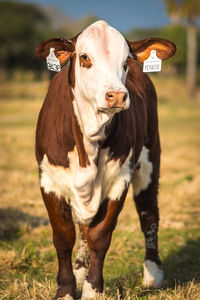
(36, 20, 176, 140)
(74, 21, 130, 114)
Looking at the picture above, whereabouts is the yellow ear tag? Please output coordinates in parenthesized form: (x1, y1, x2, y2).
(143, 50, 162, 73)
(46, 47, 61, 72)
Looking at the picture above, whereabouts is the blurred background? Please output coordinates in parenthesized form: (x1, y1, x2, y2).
(0, 0, 200, 98)
(0, 1, 200, 299)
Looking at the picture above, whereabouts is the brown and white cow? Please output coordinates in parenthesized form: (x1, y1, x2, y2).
(35, 20, 176, 299)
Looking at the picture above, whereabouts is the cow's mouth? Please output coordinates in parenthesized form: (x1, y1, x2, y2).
(97, 107, 124, 114)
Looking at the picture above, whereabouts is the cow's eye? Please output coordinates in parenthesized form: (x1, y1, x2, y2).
(80, 54, 89, 60)
(79, 53, 92, 68)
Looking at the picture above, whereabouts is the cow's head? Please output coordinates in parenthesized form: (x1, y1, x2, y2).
(36, 20, 176, 140)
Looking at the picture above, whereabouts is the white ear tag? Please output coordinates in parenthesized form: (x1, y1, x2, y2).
(46, 47, 61, 72)
(143, 50, 162, 73)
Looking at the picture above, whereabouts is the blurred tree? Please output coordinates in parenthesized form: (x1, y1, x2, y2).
(0, 1, 99, 79)
(59, 15, 98, 37)
(0, 1, 49, 77)
(161, 25, 187, 73)
(163, 0, 200, 99)
(125, 28, 161, 42)
(125, 26, 187, 74)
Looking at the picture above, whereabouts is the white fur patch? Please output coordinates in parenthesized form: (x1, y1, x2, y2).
(40, 148, 133, 224)
(74, 238, 89, 267)
(40, 151, 77, 201)
(102, 149, 133, 201)
(62, 294, 74, 300)
(146, 223, 157, 249)
(73, 20, 130, 141)
(40, 149, 100, 224)
(74, 266, 88, 290)
(132, 146, 153, 196)
(143, 260, 164, 288)
(81, 280, 99, 300)
(74, 237, 89, 289)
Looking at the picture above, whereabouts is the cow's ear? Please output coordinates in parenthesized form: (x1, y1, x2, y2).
(35, 36, 77, 65)
(127, 38, 176, 63)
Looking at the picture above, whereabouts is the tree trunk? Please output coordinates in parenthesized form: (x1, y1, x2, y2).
(187, 22, 197, 101)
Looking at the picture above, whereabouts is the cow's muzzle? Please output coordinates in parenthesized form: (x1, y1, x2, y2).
(105, 91, 127, 109)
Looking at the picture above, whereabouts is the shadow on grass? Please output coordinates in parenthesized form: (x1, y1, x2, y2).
(163, 237, 200, 287)
(0, 207, 49, 240)
(105, 237, 200, 298)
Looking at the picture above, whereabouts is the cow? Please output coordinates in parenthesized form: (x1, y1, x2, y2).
(35, 20, 176, 300)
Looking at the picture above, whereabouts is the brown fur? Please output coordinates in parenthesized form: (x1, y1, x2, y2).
(36, 65, 89, 168)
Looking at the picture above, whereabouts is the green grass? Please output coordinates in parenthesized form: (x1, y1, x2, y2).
(0, 77, 200, 299)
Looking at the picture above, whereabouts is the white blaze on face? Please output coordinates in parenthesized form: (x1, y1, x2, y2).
(72, 20, 130, 140)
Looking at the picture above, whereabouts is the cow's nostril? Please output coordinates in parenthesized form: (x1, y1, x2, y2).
(106, 92, 114, 100)
(106, 91, 127, 108)
(123, 93, 127, 102)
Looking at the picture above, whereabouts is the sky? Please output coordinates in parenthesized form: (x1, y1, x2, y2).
(21, 0, 171, 32)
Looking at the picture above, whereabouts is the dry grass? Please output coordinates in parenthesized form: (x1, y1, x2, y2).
(1, 280, 200, 300)
(0, 76, 200, 299)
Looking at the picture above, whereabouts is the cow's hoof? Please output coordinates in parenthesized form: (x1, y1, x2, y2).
(74, 266, 88, 290)
(143, 260, 164, 288)
(81, 280, 100, 300)
(56, 285, 74, 300)
(60, 295, 74, 300)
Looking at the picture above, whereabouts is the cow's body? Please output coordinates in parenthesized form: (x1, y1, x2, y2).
(35, 20, 175, 299)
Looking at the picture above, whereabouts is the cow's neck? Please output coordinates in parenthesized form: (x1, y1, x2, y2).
(72, 94, 103, 176)
(70, 92, 113, 223)
(72, 88, 112, 142)
(71, 91, 112, 173)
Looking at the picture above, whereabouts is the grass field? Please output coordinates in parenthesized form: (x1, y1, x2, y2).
(0, 76, 200, 299)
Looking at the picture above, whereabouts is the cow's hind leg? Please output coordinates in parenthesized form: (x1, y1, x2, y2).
(73, 225, 90, 290)
(132, 147, 163, 288)
(81, 190, 127, 300)
(41, 190, 76, 299)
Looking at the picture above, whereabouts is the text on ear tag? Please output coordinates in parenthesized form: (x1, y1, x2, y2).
(143, 50, 162, 73)
(46, 48, 61, 72)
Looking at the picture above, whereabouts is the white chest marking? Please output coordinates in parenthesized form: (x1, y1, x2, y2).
(102, 149, 133, 201)
(40, 148, 133, 224)
(132, 146, 153, 196)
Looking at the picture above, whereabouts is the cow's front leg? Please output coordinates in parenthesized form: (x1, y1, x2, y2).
(41, 190, 76, 299)
(81, 190, 127, 300)
(134, 197, 163, 288)
(133, 150, 163, 288)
